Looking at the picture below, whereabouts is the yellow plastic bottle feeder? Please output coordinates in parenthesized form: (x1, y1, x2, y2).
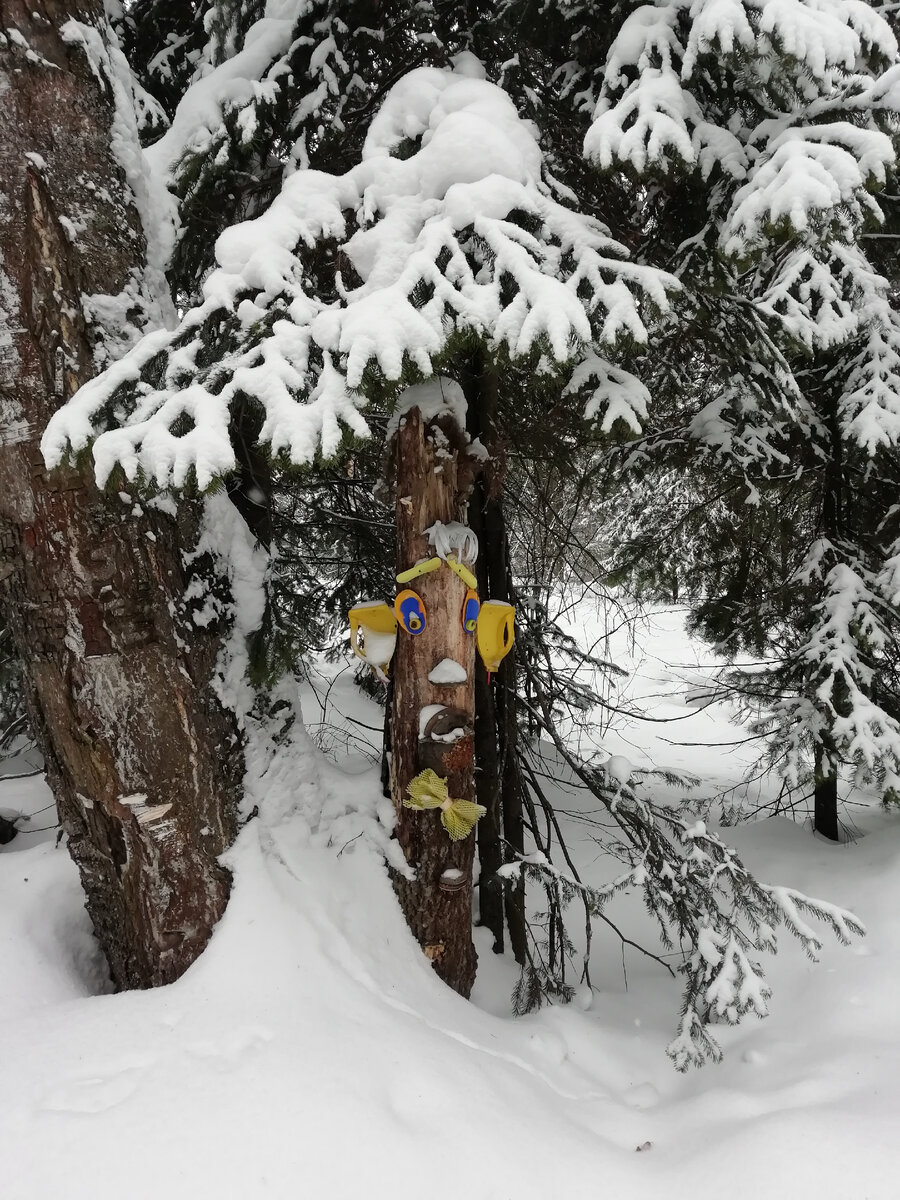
(476, 600, 515, 673)
(349, 601, 397, 671)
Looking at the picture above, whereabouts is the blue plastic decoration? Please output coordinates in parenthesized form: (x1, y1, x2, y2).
(462, 589, 480, 633)
(395, 589, 427, 635)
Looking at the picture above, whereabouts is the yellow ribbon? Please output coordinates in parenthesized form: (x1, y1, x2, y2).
(404, 769, 486, 842)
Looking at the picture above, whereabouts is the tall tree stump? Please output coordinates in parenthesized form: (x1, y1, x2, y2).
(389, 406, 478, 996)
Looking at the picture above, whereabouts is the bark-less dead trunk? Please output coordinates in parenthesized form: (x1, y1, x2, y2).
(0, 0, 241, 987)
(388, 408, 478, 996)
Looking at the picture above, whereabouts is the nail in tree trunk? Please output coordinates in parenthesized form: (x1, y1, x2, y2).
(0, 1, 241, 987)
(388, 407, 478, 996)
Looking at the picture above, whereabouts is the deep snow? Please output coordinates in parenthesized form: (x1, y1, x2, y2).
(2, 608, 898, 1199)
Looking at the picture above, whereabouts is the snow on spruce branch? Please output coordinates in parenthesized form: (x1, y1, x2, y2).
(722, 124, 893, 256)
(737, 536, 900, 792)
(58, 14, 173, 357)
(657, 808, 864, 1070)
(586, 1, 899, 258)
(508, 654, 866, 1067)
(797, 549, 900, 774)
(43, 61, 676, 489)
(585, 3, 749, 180)
(575, 771, 865, 1072)
(141, 0, 347, 255)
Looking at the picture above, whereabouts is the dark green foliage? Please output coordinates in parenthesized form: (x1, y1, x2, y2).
(119, 0, 215, 127)
(92, 0, 880, 1058)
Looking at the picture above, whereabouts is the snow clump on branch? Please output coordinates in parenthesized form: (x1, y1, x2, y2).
(587, 0, 899, 254)
(43, 60, 677, 491)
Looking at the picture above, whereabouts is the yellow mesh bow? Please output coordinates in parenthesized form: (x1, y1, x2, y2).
(405, 769, 486, 842)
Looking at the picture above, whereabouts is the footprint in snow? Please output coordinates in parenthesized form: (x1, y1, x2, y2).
(623, 1082, 660, 1110)
(188, 1025, 274, 1068)
(42, 1065, 145, 1115)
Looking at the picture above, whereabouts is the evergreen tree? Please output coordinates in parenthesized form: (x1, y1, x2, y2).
(44, 50, 673, 989)
(561, 0, 900, 836)
(43, 13, 871, 1059)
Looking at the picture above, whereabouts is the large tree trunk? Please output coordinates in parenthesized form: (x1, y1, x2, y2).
(389, 407, 478, 997)
(0, 0, 242, 987)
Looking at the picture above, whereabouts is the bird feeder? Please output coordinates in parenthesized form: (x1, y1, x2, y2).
(476, 600, 515, 672)
(349, 601, 397, 671)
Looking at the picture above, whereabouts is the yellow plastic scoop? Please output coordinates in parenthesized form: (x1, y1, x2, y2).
(396, 557, 442, 584)
(476, 600, 515, 672)
(349, 602, 397, 670)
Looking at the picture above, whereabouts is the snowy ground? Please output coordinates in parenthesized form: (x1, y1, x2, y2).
(2, 607, 898, 1199)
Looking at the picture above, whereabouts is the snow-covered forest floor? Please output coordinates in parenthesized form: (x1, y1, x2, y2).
(2, 607, 897, 1199)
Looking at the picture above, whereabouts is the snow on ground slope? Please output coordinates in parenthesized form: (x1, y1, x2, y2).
(1, 610, 899, 1199)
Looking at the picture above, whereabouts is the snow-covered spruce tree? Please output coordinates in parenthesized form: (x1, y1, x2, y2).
(44, 57, 675, 994)
(116, 1, 490, 668)
(565, 0, 900, 837)
(0, 2, 245, 985)
(121, 0, 484, 305)
(42, 39, 870, 1061)
(499, 669, 865, 1069)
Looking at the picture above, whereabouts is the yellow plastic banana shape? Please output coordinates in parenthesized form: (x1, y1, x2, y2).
(396, 557, 442, 584)
(446, 556, 478, 589)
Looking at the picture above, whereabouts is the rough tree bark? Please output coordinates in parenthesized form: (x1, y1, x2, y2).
(814, 740, 840, 843)
(813, 397, 845, 842)
(389, 407, 478, 996)
(0, 0, 242, 987)
(464, 359, 527, 965)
